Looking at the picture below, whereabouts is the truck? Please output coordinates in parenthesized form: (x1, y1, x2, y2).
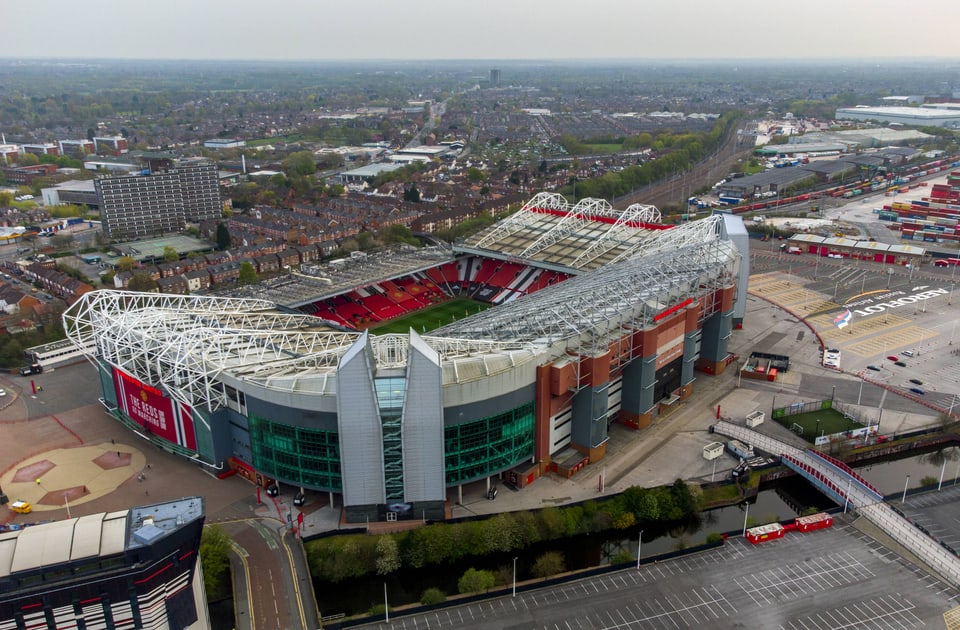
(787, 246, 802, 255)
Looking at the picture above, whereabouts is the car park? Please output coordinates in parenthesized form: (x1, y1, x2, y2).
(909, 387, 925, 395)
(866, 365, 881, 371)
(894, 361, 907, 367)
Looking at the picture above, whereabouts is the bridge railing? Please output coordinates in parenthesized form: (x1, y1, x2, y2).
(807, 449, 883, 501)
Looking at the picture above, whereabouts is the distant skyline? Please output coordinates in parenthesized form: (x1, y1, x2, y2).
(4, 0, 960, 62)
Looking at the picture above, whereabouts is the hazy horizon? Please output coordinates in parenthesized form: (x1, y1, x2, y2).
(4, 0, 960, 62)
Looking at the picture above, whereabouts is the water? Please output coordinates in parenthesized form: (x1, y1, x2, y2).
(855, 445, 960, 495)
(313, 476, 832, 617)
(311, 448, 960, 617)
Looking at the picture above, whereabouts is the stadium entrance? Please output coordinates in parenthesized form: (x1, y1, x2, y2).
(654, 358, 682, 402)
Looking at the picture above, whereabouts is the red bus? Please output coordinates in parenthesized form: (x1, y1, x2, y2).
(934, 258, 960, 267)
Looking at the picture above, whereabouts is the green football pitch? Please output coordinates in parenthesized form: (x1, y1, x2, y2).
(368, 298, 491, 335)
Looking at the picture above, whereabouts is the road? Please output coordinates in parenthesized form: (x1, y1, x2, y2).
(221, 517, 315, 630)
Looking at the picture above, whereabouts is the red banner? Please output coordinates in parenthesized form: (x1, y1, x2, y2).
(113, 368, 196, 451)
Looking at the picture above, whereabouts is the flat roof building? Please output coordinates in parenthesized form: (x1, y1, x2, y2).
(95, 160, 222, 240)
(836, 106, 960, 128)
(0, 497, 207, 630)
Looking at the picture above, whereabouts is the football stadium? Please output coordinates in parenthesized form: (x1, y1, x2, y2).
(64, 193, 749, 522)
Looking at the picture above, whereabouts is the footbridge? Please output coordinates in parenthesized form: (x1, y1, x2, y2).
(713, 420, 960, 587)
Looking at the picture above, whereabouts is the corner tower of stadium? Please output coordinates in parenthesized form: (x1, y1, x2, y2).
(64, 194, 749, 523)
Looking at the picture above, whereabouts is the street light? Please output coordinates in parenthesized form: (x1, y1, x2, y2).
(902, 474, 910, 505)
(512, 557, 517, 597)
(843, 477, 852, 514)
(636, 530, 644, 569)
(742, 502, 750, 537)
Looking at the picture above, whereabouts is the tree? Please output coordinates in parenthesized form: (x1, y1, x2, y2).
(51, 233, 74, 250)
(237, 261, 257, 286)
(379, 224, 420, 247)
(531, 551, 565, 579)
(163, 246, 179, 262)
(116, 256, 137, 272)
(16, 153, 40, 167)
(216, 223, 231, 251)
(127, 272, 157, 292)
(375, 536, 400, 575)
(457, 568, 495, 594)
(200, 525, 232, 601)
(403, 183, 421, 203)
(420, 587, 446, 605)
(282, 151, 317, 176)
(466, 167, 486, 183)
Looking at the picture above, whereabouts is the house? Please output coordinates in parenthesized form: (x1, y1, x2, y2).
(277, 249, 299, 270)
(252, 253, 280, 275)
(207, 261, 241, 286)
(184, 269, 211, 293)
(157, 275, 189, 295)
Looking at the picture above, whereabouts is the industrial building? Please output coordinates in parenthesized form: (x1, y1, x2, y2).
(63, 195, 748, 523)
(0, 497, 207, 630)
(835, 106, 960, 128)
(94, 157, 222, 239)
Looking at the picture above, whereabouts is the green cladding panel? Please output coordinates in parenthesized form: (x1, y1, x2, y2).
(248, 413, 342, 491)
(444, 402, 535, 485)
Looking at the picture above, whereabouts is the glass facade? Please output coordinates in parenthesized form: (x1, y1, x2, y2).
(375, 377, 406, 501)
(444, 402, 535, 485)
(248, 414, 342, 491)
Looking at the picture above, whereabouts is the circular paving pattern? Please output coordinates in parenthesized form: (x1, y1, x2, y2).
(2, 443, 145, 511)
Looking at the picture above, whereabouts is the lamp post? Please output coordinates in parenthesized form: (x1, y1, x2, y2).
(939, 460, 947, 491)
(857, 378, 864, 406)
(742, 502, 750, 537)
(512, 557, 517, 597)
(64, 493, 71, 519)
(636, 531, 643, 569)
(902, 474, 910, 505)
(384, 583, 389, 623)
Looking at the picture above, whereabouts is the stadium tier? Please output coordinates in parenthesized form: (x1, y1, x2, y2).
(64, 194, 749, 523)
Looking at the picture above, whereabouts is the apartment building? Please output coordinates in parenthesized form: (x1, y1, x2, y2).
(95, 160, 222, 239)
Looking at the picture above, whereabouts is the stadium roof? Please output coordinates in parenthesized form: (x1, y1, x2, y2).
(219, 245, 454, 308)
(64, 200, 740, 411)
(457, 193, 666, 272)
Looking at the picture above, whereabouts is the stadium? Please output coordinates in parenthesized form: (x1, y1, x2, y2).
(64, 193, 749, 523)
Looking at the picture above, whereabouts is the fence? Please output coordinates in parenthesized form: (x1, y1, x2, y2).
(772, 398, 833, 420)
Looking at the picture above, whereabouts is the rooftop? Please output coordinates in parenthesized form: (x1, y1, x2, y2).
(113, 235, 213, 261)
(0, 496, 203, 578)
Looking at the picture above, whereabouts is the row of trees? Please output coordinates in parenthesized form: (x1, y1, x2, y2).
(306, 480, 700, 583)
(558, 112, 742, 201)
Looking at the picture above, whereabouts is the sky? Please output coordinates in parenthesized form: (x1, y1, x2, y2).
(3, 0, 960, 62)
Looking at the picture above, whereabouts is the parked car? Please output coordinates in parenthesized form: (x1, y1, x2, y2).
(10, 500, 31, 514)
(901, 350, 914, 357)
(909, 387, 925, 395)
(866, 365, 881, 371)
(265, 484, 279, 497)
(909, 378, 923, 385)
(293, 492, 306, 507)
(894, 361, 907, 367)
(886, 356, 899, 361)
